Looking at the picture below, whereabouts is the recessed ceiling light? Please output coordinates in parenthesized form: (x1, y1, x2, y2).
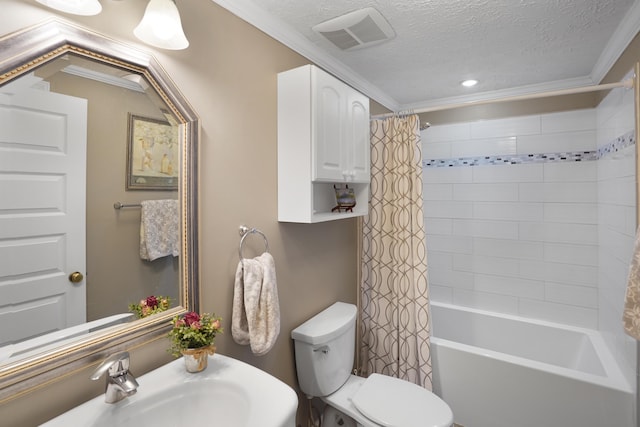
(461, 79, 478, 87)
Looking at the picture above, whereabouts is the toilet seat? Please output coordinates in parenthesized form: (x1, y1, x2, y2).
(351, 374, 453, 427)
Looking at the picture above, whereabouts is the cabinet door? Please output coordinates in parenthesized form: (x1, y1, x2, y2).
(312, 68, 346, 182)
(346, 91, 370, 183)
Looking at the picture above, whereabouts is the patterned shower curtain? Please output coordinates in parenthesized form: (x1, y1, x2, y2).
(359, 114, 432, 390)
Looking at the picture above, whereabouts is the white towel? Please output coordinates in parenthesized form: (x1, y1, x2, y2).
(232, 252, 280, 355)
(139, 199, 179, 261)
(624, 226, 640, 340)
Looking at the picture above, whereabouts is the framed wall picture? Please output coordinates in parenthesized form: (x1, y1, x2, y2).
(126, 113, 179, 190)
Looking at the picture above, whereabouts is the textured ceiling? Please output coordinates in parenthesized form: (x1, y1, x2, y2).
(224, 0, 638, 110)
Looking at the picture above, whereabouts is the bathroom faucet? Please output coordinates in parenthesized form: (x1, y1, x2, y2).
(90, 351, 139, 403)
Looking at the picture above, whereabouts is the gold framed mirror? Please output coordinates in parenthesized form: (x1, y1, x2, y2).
(0, 19, 199, 400)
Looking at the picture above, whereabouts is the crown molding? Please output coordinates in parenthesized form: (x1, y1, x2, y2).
(212, 0, 637, 114)
(62, 65, 146, 92)
(591, 0, 640, 83)
(402, 76, 595, 112)
(211, 0, 400, 110)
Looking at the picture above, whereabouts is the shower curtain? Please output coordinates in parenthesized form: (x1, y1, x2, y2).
(359, 114, 432, 390)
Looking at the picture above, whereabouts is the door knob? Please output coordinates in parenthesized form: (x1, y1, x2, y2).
(69, 271, 84, 283)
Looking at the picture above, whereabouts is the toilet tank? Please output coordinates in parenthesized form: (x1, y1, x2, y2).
(291, 302, 357, 397)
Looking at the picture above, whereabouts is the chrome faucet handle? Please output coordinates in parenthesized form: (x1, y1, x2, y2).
(91, 351, 132, 380)
(91, 351, 139, 404)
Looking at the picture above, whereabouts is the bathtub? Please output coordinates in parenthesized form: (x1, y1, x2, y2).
(430, 302, 634, 427)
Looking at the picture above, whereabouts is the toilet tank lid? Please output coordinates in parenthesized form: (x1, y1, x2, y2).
(291, 302, 356, 345)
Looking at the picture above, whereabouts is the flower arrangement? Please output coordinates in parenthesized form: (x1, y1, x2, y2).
(129, 295, 171, 319)
(168, 311, 223, 357)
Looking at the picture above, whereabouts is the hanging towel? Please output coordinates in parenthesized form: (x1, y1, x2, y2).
(139, 199, 180, 261)
(232, 252, 280, 355)
(624, 227, 640, 340)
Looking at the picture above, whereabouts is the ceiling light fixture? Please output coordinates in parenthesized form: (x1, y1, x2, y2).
(35, 0, 190, 50)
(461, 79, 478, 87)
(35, 0, 102, 16)
(134, 0, 189, 50)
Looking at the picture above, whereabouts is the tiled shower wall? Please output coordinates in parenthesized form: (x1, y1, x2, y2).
(596, 83, 636, 380)
(423, 100, 634, 323)
(423, 109, 601, 328)
(422, 88, 636, 380)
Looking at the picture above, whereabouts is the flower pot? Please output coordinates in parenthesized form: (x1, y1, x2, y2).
(181, 345, 216, 373)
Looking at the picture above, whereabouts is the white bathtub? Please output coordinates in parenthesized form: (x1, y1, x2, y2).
(430, 302, 634, 427)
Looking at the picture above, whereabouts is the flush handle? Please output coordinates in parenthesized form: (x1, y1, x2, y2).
(313, 345, 330, 354)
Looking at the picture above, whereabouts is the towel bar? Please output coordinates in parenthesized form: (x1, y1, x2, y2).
(238, 225, 269, 260)
(113, 202, 142, 209)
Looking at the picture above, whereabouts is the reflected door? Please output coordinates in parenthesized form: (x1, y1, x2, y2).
(0, 85, 87, 345)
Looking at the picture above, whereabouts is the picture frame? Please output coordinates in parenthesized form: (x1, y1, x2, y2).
(126, 113, 179, 190)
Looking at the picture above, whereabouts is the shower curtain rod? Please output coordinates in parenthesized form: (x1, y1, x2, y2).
(368, 111, 432, 130)
(371, 78, 634, 117)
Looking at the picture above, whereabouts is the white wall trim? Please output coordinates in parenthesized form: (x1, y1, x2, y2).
(62, 65, 146, 92)
(591, 0, 640, 83)
(402, 76, 595, 112)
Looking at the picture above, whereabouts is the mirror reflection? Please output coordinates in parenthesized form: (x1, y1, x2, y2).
(0, 54, 181, 363)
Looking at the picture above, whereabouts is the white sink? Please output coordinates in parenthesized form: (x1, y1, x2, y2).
(41, 353, 298, 427)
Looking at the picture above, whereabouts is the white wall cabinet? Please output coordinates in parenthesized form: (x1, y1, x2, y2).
(278, 64, 370, 223)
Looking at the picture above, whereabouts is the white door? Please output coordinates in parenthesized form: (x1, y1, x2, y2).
(346, 90, 370, 183)
(312, 67, 346, 182)
(0, 86, 87, 345)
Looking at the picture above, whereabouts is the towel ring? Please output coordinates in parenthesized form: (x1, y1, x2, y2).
(238, 225, 269, 260)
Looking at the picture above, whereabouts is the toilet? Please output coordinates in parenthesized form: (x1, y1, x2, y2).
(291, 302, 453, 427)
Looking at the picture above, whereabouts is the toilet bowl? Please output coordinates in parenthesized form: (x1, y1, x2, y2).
(291, 302, 453, 427)
(324, 374, 452, 427)
(322, 405, 356, 427)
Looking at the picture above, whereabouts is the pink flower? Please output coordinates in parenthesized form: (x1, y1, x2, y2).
(140, 299, 147, 307)
(211, 319, 221, 330)
(190, 321, 202, 330)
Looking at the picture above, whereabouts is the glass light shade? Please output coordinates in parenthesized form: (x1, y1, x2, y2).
(134, 0, 189, 50)
(36, 0, 102, 15)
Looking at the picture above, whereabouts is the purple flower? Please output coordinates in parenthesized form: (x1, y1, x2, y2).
(183, 311, 200, 326)
(145, 295, 159, 309)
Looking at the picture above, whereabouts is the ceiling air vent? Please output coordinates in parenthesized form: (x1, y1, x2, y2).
(312, 7, 395, 51)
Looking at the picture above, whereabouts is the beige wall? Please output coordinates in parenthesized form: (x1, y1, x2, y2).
(0, 1, 355, 425)
(418, 92, 597, 126)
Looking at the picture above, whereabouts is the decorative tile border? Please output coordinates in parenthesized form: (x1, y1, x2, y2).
(423, 130, 635, 168)
(597, 130, 635, 158)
